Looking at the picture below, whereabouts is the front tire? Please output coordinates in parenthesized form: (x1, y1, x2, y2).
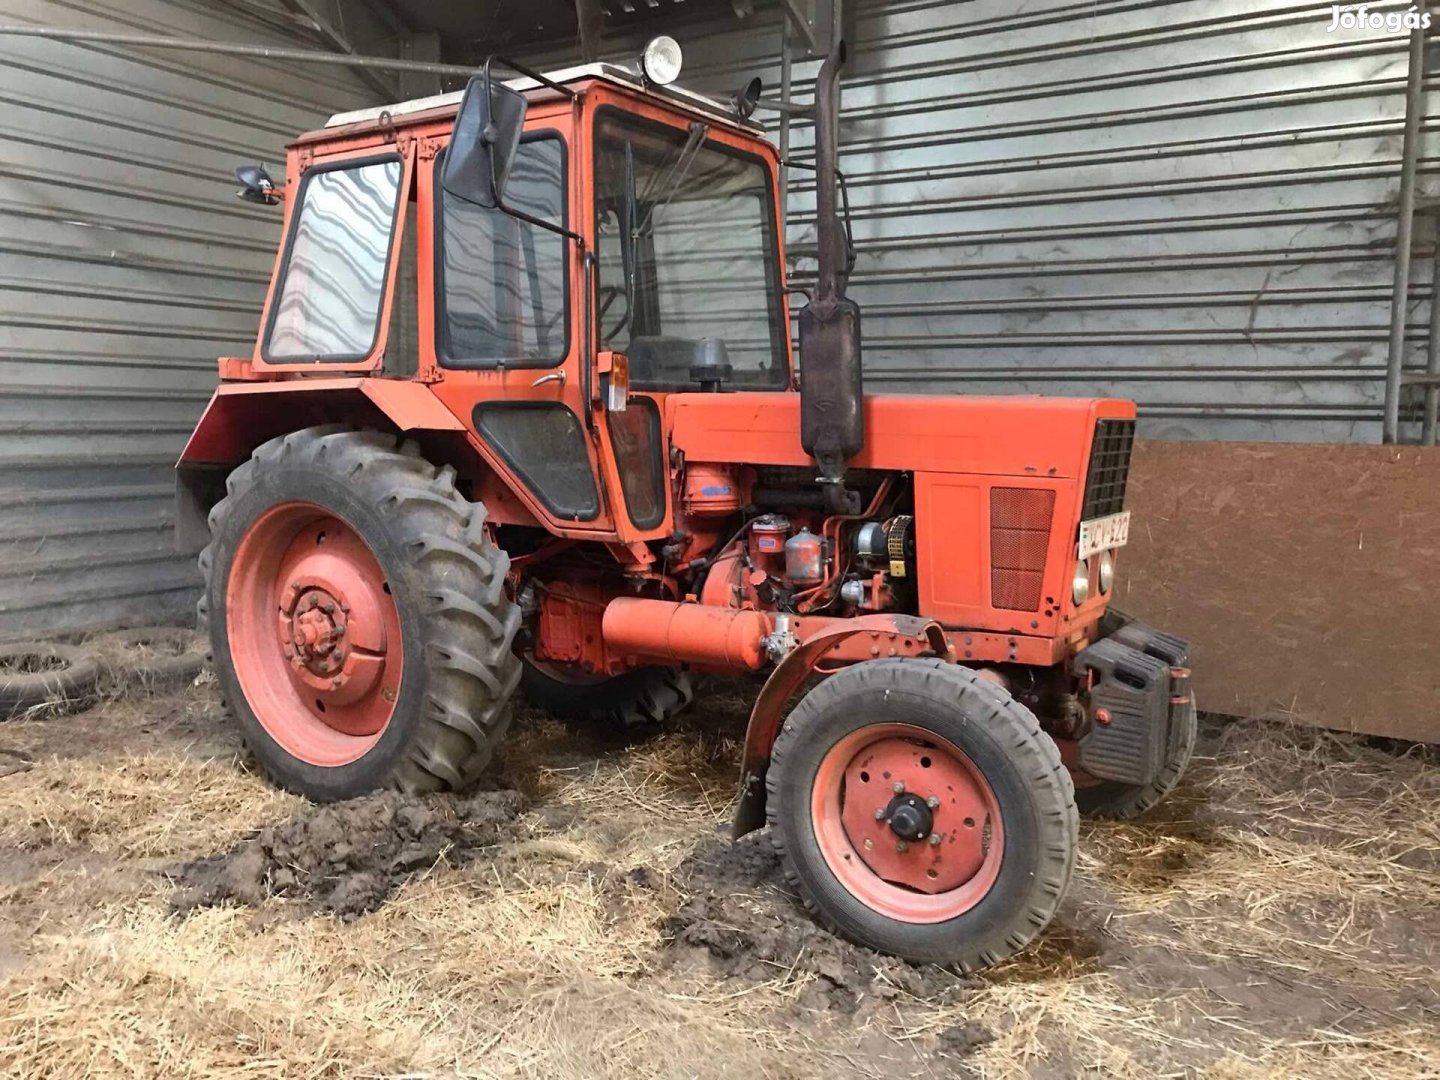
(200, 426, 522, 801)
(767, 659, 1077, 969)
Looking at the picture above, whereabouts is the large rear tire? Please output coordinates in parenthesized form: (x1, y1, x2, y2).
(199, 426, 522, 801)
(767, 659, 1077, 969)
(520, 660, 693, 730)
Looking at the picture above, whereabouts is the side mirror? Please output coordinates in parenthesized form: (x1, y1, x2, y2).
(441, 69, 527, 209)
(731, 77, 762, 120)
(235, 164, 280, 205)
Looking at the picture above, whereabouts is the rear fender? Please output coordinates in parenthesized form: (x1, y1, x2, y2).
(175, 379, 467, 554)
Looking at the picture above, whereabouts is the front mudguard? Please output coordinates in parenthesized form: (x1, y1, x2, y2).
(731, 616, 952, 838)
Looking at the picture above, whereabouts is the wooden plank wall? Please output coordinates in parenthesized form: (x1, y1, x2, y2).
(1118, 441, 1440, 743)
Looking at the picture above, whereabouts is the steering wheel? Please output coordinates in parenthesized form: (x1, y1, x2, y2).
(596, 284, 630, 343)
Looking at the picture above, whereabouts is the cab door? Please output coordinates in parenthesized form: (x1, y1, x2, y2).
(421, 105, 621, 536)
(590, 359, 672, 541)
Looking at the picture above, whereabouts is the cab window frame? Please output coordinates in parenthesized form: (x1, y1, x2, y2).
(433, 129, 571, 370)
(589, 105, 789, 393)
(260, 152, 406, 365)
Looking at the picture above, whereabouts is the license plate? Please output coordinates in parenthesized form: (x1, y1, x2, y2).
(1078, 511, 1131, 560)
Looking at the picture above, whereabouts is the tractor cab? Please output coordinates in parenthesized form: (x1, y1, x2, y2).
(210, 56, 793, 547)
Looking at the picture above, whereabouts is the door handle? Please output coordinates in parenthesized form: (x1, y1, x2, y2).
(530, 370, 566, 388)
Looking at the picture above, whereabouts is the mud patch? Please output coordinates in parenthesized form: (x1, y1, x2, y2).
(663, 833, 981, 1015)
(171, 788, 524, 919)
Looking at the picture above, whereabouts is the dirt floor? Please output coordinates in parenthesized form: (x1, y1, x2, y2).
(0, 650, 1437, 1078)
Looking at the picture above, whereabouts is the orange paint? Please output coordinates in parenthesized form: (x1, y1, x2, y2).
(811, 723, 1004, 922)
(602, 598, 770, 670)
(226, 501, 402, 767)
(182, 67, 1151, 773)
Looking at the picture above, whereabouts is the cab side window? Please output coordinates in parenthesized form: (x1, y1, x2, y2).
(436, 134, 567, 368)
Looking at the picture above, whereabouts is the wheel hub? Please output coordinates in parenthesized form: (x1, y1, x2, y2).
(266, 529, 394, 714)
(287, 588, 348, 672)
(836, 733, 995, 895)
(882, 792, 934, 842)
(226, 503, 402, 766)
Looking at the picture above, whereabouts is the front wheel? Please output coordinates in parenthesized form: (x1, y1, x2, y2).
(766, 659, 1077, 969)
(200, 426, 522, 801)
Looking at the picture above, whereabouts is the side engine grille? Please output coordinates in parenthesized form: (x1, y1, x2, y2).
(1081, 419, 1135, 520)
(990, 487, 1055, 611)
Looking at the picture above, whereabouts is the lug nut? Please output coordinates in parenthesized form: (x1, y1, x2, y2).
(323, 602, 335, 614)
(874, 808, 886, 821)
(929, 833, 942, 846)
(926, 795, 941, 809)
(892, 781, 905, 794)
(895, 840, 908, 853)
(334, 625, 345, 636)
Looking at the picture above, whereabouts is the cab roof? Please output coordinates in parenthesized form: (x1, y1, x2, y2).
(324, 62, 765, 136)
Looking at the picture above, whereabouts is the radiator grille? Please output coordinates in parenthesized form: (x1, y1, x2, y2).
(990, 488, 1055, 611)
(1081, 419, 1135, 520)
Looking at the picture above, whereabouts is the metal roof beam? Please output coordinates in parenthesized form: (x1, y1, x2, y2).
(777, 0, 819, 54)
(276, 0, 405, 99)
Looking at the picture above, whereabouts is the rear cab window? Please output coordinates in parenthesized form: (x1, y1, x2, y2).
(263, 156, 405, 362)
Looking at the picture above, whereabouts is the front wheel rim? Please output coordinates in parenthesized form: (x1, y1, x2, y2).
(811, 722, 1005, 924)
(225, 502, 403, 767)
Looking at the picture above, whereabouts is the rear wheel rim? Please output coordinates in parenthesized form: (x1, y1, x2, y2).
(811, 722, 1004, 924)
(226, 501, 402, 767)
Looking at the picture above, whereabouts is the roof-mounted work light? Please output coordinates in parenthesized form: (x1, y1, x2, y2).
(640, 35, 683, 85)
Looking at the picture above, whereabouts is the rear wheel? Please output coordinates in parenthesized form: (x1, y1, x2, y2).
(767, 659, 1077, 969)
(520, 659, 693, 730)
(200, 426, 522, 801)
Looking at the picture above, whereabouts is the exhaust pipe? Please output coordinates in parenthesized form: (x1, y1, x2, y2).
(602, 598, 770, 670)
(798, 41, 864, 514)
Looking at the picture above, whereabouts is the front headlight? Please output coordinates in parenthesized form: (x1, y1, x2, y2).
(1098, 550, 1115, 595)
(1071, 560, 1090, 606)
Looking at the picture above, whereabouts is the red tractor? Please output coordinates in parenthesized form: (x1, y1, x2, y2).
(177, 39, 1195, 969)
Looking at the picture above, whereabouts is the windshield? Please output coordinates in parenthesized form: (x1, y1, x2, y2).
(593, 110, 787, 390)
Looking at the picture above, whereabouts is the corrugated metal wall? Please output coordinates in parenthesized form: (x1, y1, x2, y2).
(1, 0, 1421, 638)
(0, 0, 380, 642)
(536, 0, 1421, 444)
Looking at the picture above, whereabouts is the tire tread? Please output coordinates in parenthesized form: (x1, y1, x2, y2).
(198, 425, 521, 797)
(765, 658, 1078, 970)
